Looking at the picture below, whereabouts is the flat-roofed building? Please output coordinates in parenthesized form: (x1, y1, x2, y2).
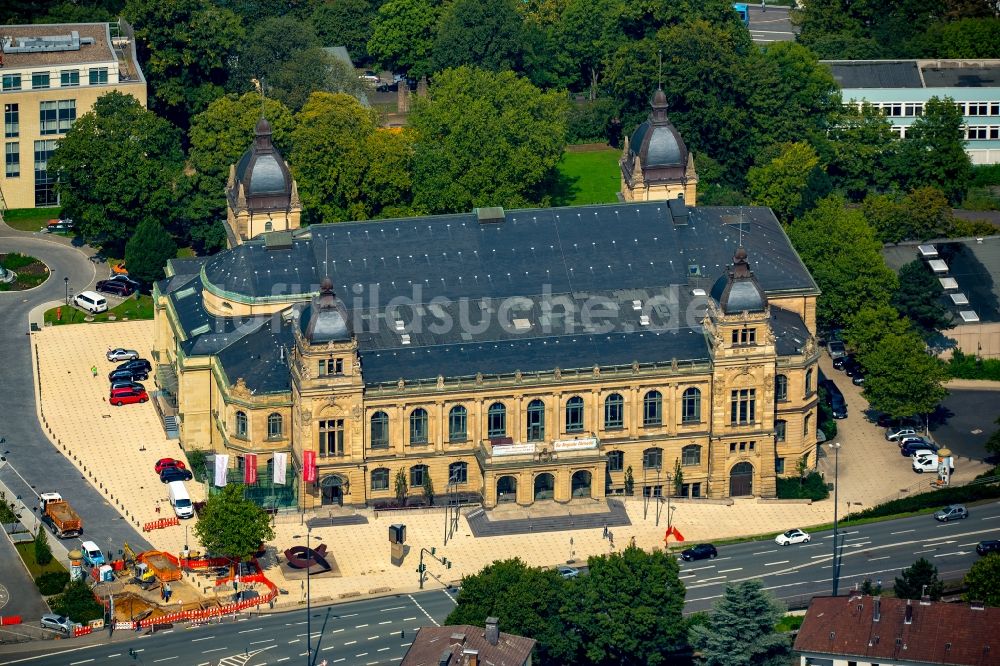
(0, 21, 146, 210)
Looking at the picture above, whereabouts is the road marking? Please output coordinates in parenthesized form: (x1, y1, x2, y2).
(70, 660, 94, 665)
(891, 529, 915, 535)
(844, 536, 868, 542)
(239, 627, 262, 633)
(250, 639, 275, 645)
(288, 639, 301, 644)
(764, 561, 789, 567)
(153, 658, 178, 663)
(323, 645, 336, 651)
(333, 659, 345, 663)
(679, 574, 697, 579)
(868, 556, 890, 561)
(276, 658, 289, 663)
(718, 568, 743, 573)
(683, 564, 717, 572)
(982, 515, 1000, 520)
(381, 606, 406, 612)
(368, 635, 380, 640)
(823, 531, 858, 538)
(934, 551, 966, 558)
(696, 576, 726, 583)
(345, 640, 357, 646)
(752, 549, 778, 556)
(356, 623, 369, 628)
(201, 647, 227, 653)
(108, 655, 120, 658)
(332, 628, 344, 633)
(159, 630, 173, 634)
(913, 549, 935, 554)
(342, 613, 358, 618)
(192, 636, 215, 642)
(403, 617, 417, 621)
(356, 652, 368, 657)
(408, 594, 441, 627)
(379, 620, 392, 625)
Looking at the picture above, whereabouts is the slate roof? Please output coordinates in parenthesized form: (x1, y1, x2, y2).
(400, 624, 535, 666)
(794, 595, 1000, 666)
(214, 316, 293, 395)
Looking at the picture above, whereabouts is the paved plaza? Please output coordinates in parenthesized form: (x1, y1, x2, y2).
(30, 320, 992, 608)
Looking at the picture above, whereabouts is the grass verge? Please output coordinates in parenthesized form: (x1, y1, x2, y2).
(44, 294, 154, 325)
(0, 252, 50, 291)
(554, 148, 621, 206)
(15, 541, 69, 578)
(2, 208, 60, 232)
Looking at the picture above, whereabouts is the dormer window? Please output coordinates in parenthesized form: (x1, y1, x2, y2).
(319, 358, 343, 376)
(731, 327, 756, 346)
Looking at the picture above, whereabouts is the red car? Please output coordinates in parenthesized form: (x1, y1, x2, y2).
(154, 458, 186, 475)
(109, 387, 148, 406)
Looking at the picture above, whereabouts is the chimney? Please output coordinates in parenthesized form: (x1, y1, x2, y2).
(463, 648, 479, 666)
(904, 601, 913, 625)
(485, 617, 499, 646)
(873, 597, 880, 622)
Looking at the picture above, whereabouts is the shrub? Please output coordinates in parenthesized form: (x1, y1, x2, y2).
(50, 579, 104, 624)
(35, 571, 70, 595)
(947, 350, 1000, 381)
(777, 471, 830, 500)
(34, 529, 53, 566)
(853, 480, 1000, 520)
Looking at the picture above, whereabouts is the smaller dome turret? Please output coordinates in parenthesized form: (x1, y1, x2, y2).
(710, 247, 767, 315)
(302, 278, 352, 343)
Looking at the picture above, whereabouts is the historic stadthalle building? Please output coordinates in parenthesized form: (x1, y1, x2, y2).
(153, 92, 821, 509)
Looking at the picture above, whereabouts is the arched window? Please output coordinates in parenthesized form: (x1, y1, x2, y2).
(409, 408, 428, 445)
(604, 393, 624, 429)
(410, 464, 428, 487)
(804, 413, 812, 440)
(487, 402, 506, 438)
(448, 461, 468, 484)
(775, 375, 788, 402)
(235, 411, 248, 438)
(370, 468, 389, 491)
(643, 390, 662, 426)
(526, 399, 545, 441)
(643, 447, 663, 470)
(681, 445, 701, 466)
(776, 419, 787, 442)
(565, 396, 584, 433)
(370, 411, 389, 448)
(448, 405, 467, 442)
(267, 412, 283, 439)
(264, 220, 273, 232)
(805, 368, 814, 395)
(606, 450, 624, 472)
(681, 388, 701, 423)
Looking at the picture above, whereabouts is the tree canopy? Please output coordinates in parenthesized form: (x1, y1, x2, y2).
(862, 329, 949, 420)
(892, 261, 953, 335)
(964, 554, 1000, 606)
(892, 97, 973, 204)
(125, 219, 178, 285)
(409, 67, 567, 213)
(894, 557, 944, 600)
(690, 580, 791, 666)
(193, 484, 275, 561)
(431, 0, 530, 74)
(748, 142, 827, 223)
(368, 0, 443, 78)
(49, 92, 183, 254)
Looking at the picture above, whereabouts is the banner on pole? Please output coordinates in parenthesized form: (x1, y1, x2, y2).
(303, 450, 317, 483)
(244, 454, 257, 485)
(214, 454, 229, 487)
(273, 452, 287, 485)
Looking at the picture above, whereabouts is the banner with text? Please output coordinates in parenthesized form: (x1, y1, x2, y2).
(214, 454, 229, 487)
(303, 450, 317, 483)
(273, 452, 287, 485)
(244, 454, 257, 485)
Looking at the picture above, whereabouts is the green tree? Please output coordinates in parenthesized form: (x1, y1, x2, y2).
(892, 96, 973, 204)
(447, 558, 578, 663)
(124, 219, 178, 285)
(787, 196, 898, 331)
(690, 580, 790, 666)
(673, 457, 684, 496)
(894, 557, 944, 600)
(394, 468, 408, 505)
(229, 16, 320, 95)
(310, 0, 377, 62)
(862, 330, 949, 421)
(891, 261, 953, 335)
(913, 18, 1000, 59)
(827, 103, 897, 201)
(49, 92, 183, 254)
(422, 471, 435, 506)
(290, 92, 414, 224)
(193, 484, 275, 561)
(551, 0, 624, 98)
(862, 187, 954, 244)
(748, 142, 827, 223)
(34, 528, 53, 566)
(844, 304, 913, 361)
(410, 67, 567, 213)
(624, 465, 635, 495)
(432, 0, 529, 74)
(368, 0, 442, 78)
(270, 47, 372, 112)
(50, 579, 105, 624)
(124, 0, 245, 126)
(964, 553, 1000, 606)
(565, 546, 687, 665)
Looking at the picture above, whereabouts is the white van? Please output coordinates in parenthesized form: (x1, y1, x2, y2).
(167, 481, 193, 519)
(74, 290, 107, 314)
(912, 453, 954, 474)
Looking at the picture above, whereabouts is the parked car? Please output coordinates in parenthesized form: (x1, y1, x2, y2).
(681, 544, 718, 561)
(109, 274, 142, 290)
(155, 458, 187, 474)
(912, 454, 953, 474)
(775, 528, 811, 546)
(117, 359, 152, 374)
(96, 279, 134, 297)
(976, 540, 1000, 555)
(74, 290, 108, 314)
(110, 386, 148, 406)
(108, 368, 147, 383)
(40, 614, 73, 634)
(827, 340, 847, 361)
(160, 467, 193, 483)
(843, 357, 863, 377)
(80, 540, 106, 567)
(45, 219, 74, 233)
(106, 348, 139, 362)
(885, 426, 919, 441)
(821, 378, 848, 419)
(934, 504, 968, 522)
(110, 380, 145, 392)
(852, 373, 866, 386)
(899, 435, 932, 449)
(358, 70, 381, 84)
(901, 440, 939, 457)
(558, 566, 579, 578)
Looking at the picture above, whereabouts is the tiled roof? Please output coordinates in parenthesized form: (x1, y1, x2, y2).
(400, 624, 535, 666)
(794, 595, 1000, 666)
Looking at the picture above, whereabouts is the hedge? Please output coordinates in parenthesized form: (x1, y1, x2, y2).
(853, 479, 1000, 520)
(947, 350, 1000, 381)
(35, 571, 69, 595)
(777, 472, 830, 500)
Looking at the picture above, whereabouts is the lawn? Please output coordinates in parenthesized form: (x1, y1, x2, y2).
(45, 294, 154, 325)
(2, 208, 61, 232)
(15, 541, 69, 578)
(554, 148, 621, 206)
(0, 252, 50, 291)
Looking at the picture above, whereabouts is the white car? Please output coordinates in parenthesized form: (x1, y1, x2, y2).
(106, 348, 139, 362)
(913, 454, 954, 474)
(775, 528, 810, 546)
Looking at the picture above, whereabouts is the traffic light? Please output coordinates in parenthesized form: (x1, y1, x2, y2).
(430, 547, 436, 556)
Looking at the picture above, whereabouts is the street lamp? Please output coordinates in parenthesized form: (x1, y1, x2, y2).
(292, 529, 322, 666)
(64, 277, 69, 305)
(830, 441, 841, 597)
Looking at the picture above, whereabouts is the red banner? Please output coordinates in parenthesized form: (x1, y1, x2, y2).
(303, 451, 317, 483)
(244, 454, 257, 484)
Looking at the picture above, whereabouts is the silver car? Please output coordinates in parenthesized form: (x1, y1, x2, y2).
(40, 613, 73, 634)
(106, 348, 139, 362)
(885, 426, 918, 442)
(934, 504, 968, 522)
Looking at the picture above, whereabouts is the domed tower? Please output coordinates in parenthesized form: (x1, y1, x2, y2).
(620, 88, 698, 204)
(224, 117, 302, 247)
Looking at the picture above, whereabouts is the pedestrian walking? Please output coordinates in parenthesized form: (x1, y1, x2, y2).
(91, 365, 98, 377)
(761, 0, 766, 11)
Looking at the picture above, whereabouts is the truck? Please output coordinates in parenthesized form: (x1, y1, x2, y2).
(39, 492, 82, 539)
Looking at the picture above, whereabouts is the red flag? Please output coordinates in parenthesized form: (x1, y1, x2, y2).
(672, 528, 685, 542)
(244, 454, 257, 484)
(303, 451, 317, 483)
(664, 527, 674, 542)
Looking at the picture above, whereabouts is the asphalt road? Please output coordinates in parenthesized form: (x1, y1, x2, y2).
(748, 4, 798, 43)
(0, 227, 152, 565)
(4, 503, 998, 665)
